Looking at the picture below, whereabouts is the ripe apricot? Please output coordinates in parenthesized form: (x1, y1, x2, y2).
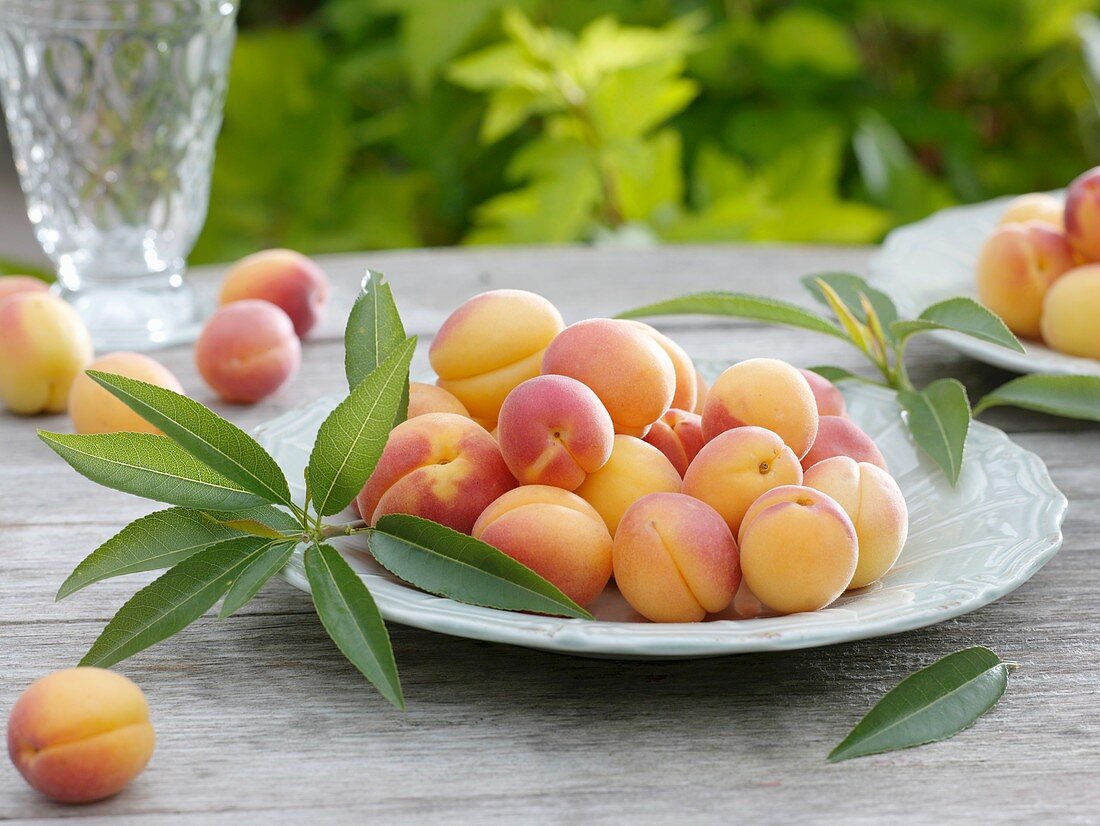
(69, 352, 183, 434)
(623, 320, 697, 411)
(408, 381, 469, 419)
(642, 408, 704, 476)
(219, 248, 329, 338)
(1040, 264, 1100, 359)
(1064, 167, 1100, 261)
(799, 368, 846, 417)
(194, 300, 301, 403)
(573, 434, 681, 534)
(800, 415, 887, 472)
(999, 193, 1063, 229)
(0, 275, 48, 307)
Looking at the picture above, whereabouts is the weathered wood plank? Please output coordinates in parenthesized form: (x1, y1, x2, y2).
(2, 245, 1097, 823)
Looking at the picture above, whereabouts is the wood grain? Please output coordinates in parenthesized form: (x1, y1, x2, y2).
(2, 245, 1097, 824)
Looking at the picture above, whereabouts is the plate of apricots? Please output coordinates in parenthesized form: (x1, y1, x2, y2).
(256, 290, 1066, 658)
(870, 170, 1100, 377)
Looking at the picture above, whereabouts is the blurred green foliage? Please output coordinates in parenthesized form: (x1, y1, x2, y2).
(191, 0, 1100, 262)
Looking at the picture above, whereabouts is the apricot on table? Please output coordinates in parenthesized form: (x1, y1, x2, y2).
(1040, 264, 1100, 359)
(357, 412, 517, 534)
(7, 667, 155, 803)
(702, 358, 819, 459)
(0, 275, 48, 307)
(804, 456, 909, 589)
(799, 415, 887, 472)
(738, 485, 858, 614)
(681, 425, 803, 535)
(430, 290, 565, 422)
(693, 367, 709, 414)
(0, 292, 93, 415)
(195, 299, 301, 404)
(68, 352, 184, 434)
(408, 381, 469, 419)
(613, 492, 740, 623)
(219, 248, 329, 338)
(573, 434, 681, 534)
(975, 221, 1076, 338)
(799, 368, 846, 417)
(642, 408, 704, 476)
(496, 375, 614, 489)
(1064, 166, 1100, 261)
(999, 193, 1064, 229)
(472, 485, 612, 606)
(623, 320, 697, 412)
(542, 318, 675, 436)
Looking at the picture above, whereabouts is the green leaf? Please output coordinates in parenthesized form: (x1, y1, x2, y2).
(891, 298, 1023, 353)
(39, 431, 266, 511)
(87, 371, 293, 506)
(899, 378, 971, 485)
(308, 337, 417, 517)
(219, 541, 295, 618)
(80, 536, 274, 668)
(805, 365, 877, 384)
(57, 508, 246, 600)
(617, 292, 847, 340)
(801, 272, 899, 342)
(344, 270, 407, 390)
(973, 374, 1100, 419)
(205, 504, 302, 534)
(829, 647, 1011, 762)
(371, 515, 593, 619)
(305, 542, 403, 709)
(814, 278, 877, 355)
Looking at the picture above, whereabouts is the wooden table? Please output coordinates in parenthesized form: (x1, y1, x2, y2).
(2, 246, 1097, 824)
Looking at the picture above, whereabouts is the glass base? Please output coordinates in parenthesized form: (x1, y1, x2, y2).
(54, 274, 207, 352)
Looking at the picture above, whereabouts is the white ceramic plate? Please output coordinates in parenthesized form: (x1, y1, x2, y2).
(868, 192, 1100, 377)
(255, 379, 1066, 660)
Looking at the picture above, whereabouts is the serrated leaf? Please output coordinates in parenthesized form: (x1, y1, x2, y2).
(345, 270, 407, 389)
(973, 374, 1100, 419)
(829, 647, 1011, 762)
(88, 371, 292, 506)
(308, 337, 416, 517)
(57, 507, 245, 599)
(371, 514, 593, 619)
(891, 298, 1024, 353)
(80, 536, 274, 668)
(802, 272, 899, 342)
(305, 542, 403, 709)
(899, 378, 971, 485)
(39, 431, 266, 511)
(617, 292, 847, 340)
(219, 541, 295, 618)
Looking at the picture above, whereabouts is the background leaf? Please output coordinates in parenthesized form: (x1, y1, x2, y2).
(899, 378, 971, 484)
(305, 542, 404, 709)
(371, 515, 593, 619)
(974, 374, 1100, 420)
(891, 298, 1024, 353)
(219, 542, 296, 618)
(89, 372, 292, 506)
(829, 647, 1011, 762)
(308, 337, 416, 517)
(345, 270, 408, 389)
(39, 431, 266, 511)
(617, 292, 848, 340)
(80, 537, 274, 668)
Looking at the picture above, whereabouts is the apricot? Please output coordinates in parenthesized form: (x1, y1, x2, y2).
(693, 367, 709, 413)
(623, 320, 697, 411)
(573, 434, 681, 534)
(738, 485, 858, 614)
(0, 275, 48, 306)
(219, 248, 329, 338)
(642, 408, 704, 476)
(804, 456, 909, 589)
(542, 318, 675, 436)
(0, 292, 93, 415)
(1040, 264, 1100, 359)
(681, 425, 803, 535)
(496, 375, 614, 489)
(1064, 167, 1100, 261)
(975, 221, 1077, 338)
(702, 358, 819, 458)
(7, 667, 155, 803)
(800, 415, 887, 472)
(429, 290, 564, 422)
(194, 300, 300, 403)
(613, 492, 740, 623)
(999, 193, 1064, 229)
(408, 381, 469, 419)
(472, 486, 612, 606)
(357, 412, 516, 534)
(68, 352, 184, 434)
(799, 368, 846, 417)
